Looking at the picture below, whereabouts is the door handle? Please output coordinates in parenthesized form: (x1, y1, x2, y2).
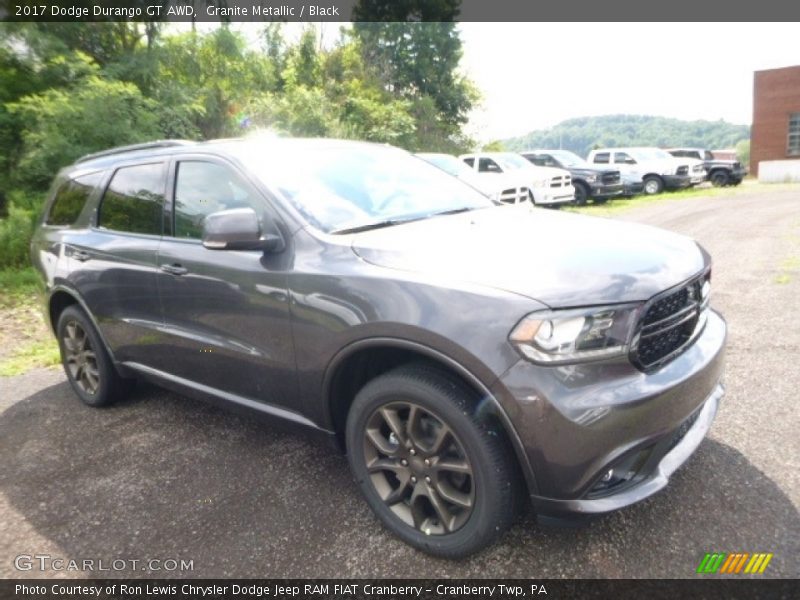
(72, 250, 91, 262)
(160, 263, 189, 276)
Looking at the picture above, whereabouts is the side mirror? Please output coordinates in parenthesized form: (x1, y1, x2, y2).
(202, 208, 284, 252)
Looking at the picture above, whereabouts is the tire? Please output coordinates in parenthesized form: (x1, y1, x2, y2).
(573, 182, 589, 206)
(56, 305, 127, 407)
(642, 175, 664, 195)
(710, 170, 729, 187)
(346, 364, 522, 558)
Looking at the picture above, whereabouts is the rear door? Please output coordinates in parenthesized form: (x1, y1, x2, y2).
(70, 161, 167, 367)
(154, 156, 296, 408)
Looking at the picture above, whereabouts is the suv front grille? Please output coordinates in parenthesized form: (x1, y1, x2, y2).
(631, 275, 708, 370)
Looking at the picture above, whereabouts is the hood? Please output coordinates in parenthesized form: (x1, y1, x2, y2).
(351, 205, 706, 307)
(526, 165, 571, 179)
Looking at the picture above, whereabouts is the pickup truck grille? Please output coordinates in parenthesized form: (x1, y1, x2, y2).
(676, 165, 689, 176)
(550, 176, 572, 188)
(602, 171, 621, 184)
(631, 275, 708, 370)
(499, 186, 529, 204)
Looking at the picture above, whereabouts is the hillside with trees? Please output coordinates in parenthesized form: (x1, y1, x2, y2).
(502, 115, 750, 158)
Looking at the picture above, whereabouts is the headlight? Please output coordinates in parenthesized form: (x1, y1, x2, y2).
(584, 174, 598, 183)
(509, 305, 641, 364)
(532, 179, 548, 188)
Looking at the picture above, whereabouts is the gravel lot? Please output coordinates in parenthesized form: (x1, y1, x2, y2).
(1, 186, 798, 579)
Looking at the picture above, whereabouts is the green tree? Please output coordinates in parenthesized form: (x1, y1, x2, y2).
(8, 76, 161, 190)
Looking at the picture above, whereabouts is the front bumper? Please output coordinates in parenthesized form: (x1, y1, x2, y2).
(491, 309, 726, 516)
(664, 174, 692, 189)
(589, 182, 624, 199)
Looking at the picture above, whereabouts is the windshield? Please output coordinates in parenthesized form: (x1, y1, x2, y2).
(491, 153, 534, 171)
(547, 150, 588, 168)
(629, 148, 673, 161)
(237, 143, 494, 233)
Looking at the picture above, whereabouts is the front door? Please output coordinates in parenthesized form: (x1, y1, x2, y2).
(155, 157, 297, 409)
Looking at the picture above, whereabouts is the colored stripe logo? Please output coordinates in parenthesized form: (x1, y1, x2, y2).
(697, 552, 773, 574)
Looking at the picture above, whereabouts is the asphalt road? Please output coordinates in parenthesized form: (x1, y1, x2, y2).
(1, 187, 798, 579)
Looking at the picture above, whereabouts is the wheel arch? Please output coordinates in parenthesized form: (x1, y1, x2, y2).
(48, 285, 120, 372)
(323, 337, 539, 495)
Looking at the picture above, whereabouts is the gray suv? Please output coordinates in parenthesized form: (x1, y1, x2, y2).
(31, 138, 726, 558)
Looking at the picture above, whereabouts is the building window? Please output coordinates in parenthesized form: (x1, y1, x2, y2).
(789, 113, 800, 157)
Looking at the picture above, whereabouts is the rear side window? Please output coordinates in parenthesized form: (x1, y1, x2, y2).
(614, 152, 636, 164)
(172, 161, 263, 239)
(99, 163, 165, 235)
(593, 152, 609, 164)
(462, 157, 475, 167)
(47, 172, 103, 226)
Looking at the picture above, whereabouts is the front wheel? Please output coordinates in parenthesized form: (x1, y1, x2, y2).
(573, 182, 589, 206)
(346, 365, 522, 558)
(643, 175, 664, 195)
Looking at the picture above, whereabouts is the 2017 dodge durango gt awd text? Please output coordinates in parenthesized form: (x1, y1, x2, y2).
(31, 138, 726, 558)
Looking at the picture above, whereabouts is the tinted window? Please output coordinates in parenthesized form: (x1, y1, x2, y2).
(463, 157, 475, 167)
(614, 152, 636, 164)
(99, 163, 165, 235)
(173, 161, 263, 239)
(593, 152, 609, 164)
(478, 158, 502, 173)
(47, 172, 103, 226)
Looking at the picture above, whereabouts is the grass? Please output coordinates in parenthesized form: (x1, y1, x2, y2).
(0, 339, 60, 377)
(0, 266, 59, 377)
(564, 180, 800, 217)
(0, 267, 43, 306)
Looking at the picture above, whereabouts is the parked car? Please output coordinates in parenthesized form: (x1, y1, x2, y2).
(459, 152, 575, 206)
(520, 149, 623, 205)
(587, 147, 702, 194)
(416, 152, 529, 204)
(32, 138, 726, 558)
(666, 148, 747, 187)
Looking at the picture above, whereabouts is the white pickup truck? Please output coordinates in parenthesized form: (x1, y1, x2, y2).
(459, 152, 575, 206)
(416, 153, 529, 204)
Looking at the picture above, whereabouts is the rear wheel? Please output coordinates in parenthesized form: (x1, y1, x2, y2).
(643, 175, 664, 195)
(710, 170, 729, 187)
(57, 305, 127, 407)
(346, 365, 522, 558)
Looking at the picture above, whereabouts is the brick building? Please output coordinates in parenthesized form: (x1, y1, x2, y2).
(751, 65, 800, 177)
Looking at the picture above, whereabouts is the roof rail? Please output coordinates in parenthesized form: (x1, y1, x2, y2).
(75, 140, 196, 164)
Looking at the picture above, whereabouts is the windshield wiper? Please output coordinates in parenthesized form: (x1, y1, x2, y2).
(427, 207, 476, 218)
(330, 216, 425, 235)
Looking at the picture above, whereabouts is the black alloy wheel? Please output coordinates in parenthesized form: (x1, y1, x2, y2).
(363, 401, 475, 535)
(62, 319, 100, 395)
(346, 364, 521, 558)
(57, 305, 128, 407)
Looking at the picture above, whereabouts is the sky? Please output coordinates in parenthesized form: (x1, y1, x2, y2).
(459, 23, 800, 141)
(192, 22, 800, 143)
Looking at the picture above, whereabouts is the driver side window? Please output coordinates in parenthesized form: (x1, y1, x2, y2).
(614, 152, 637, 165)
(172, 161, 263, 239)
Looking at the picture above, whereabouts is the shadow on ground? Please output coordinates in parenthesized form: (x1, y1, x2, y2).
(1, 381, 798, 578)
